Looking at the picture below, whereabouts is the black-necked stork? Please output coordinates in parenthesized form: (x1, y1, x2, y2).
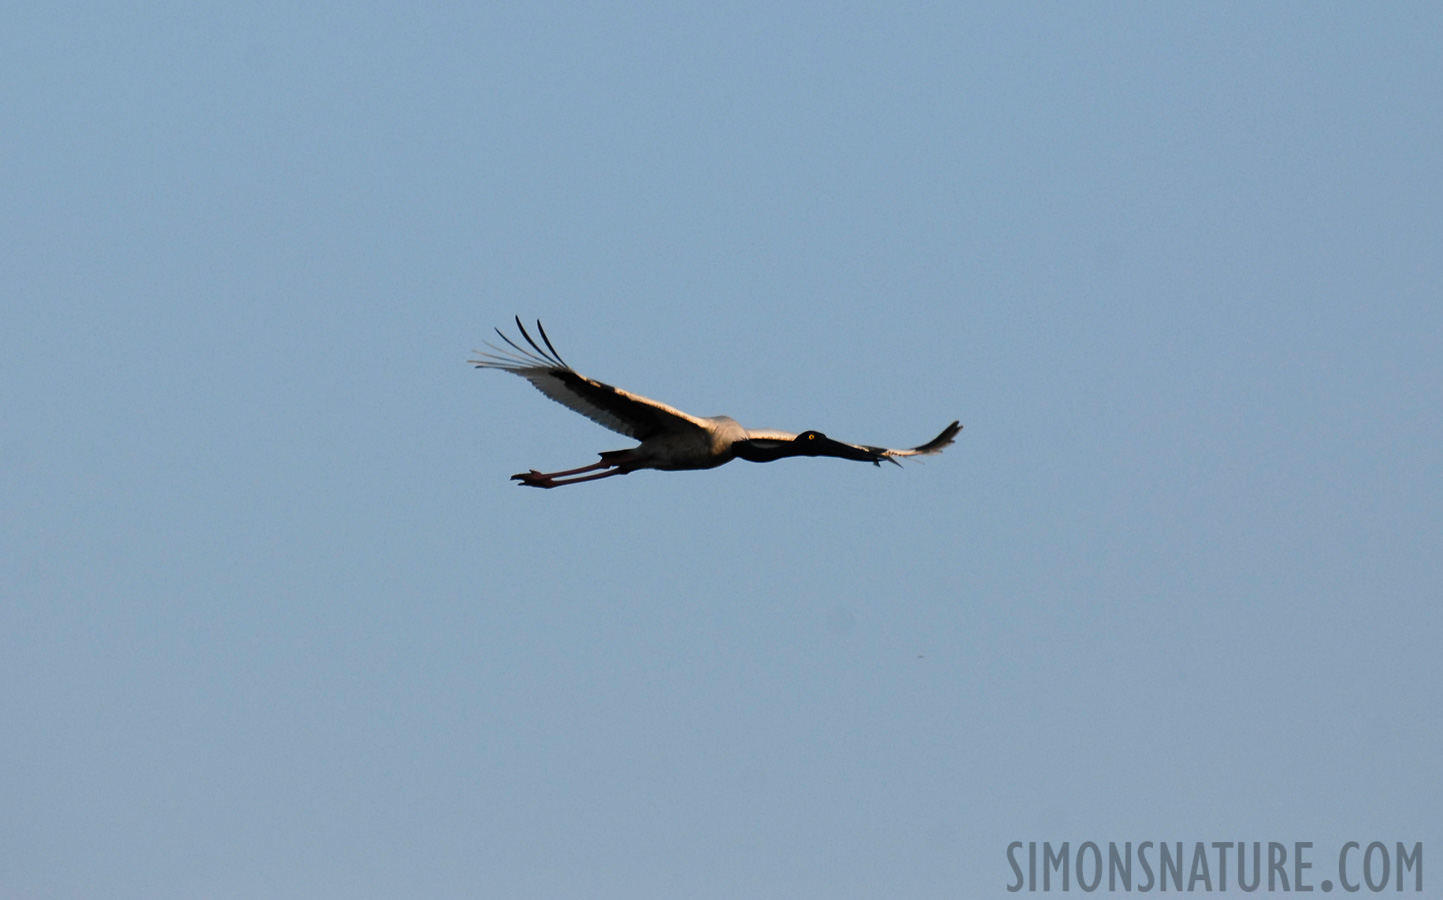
(471, 318, 961, 488)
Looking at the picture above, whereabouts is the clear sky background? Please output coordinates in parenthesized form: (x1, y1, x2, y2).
(3, 4, 1440, 898)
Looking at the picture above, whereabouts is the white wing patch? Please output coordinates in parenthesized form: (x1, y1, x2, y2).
(518, 369, 710, 440)
(741, 428, 799, 442)
(470, 321, 711, 441)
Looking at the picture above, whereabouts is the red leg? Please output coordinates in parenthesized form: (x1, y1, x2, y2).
(511, 457, 635, 488)
(511, 458, 614, 482)
(518, 467, 632, 488)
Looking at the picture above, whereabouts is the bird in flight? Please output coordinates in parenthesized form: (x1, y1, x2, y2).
(471, 318, 961, 488)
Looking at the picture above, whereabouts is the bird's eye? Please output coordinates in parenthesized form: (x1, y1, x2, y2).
(807, 433, 815, 440)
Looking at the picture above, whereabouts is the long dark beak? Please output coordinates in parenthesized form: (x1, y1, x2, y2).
(807, 436, 887, 464)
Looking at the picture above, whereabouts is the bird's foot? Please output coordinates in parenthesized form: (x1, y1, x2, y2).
(511, 470, 557, 489)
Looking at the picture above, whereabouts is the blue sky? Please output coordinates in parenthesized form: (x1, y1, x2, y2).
(3, 4, 1440, 898)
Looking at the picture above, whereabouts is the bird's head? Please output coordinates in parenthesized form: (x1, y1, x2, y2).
(795, 431, 887, 463)
(734, 430, 890, 465)
(793, 431, 834, 453)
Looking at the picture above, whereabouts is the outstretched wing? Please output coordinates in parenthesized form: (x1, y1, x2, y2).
(470, 318, 711, 441)
(852, 420, 963, 467)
